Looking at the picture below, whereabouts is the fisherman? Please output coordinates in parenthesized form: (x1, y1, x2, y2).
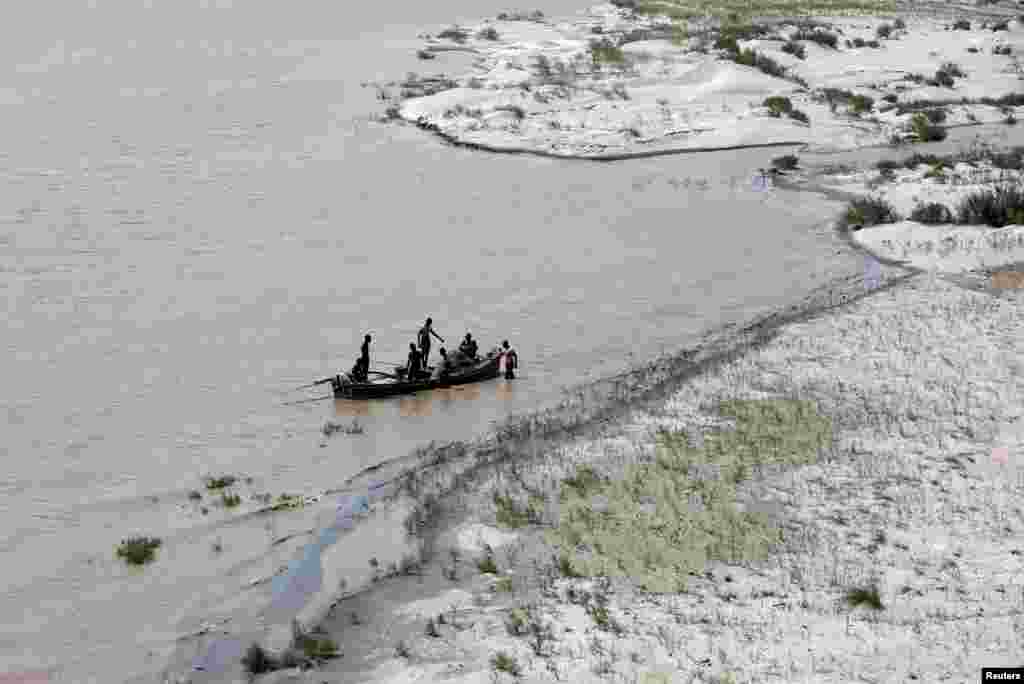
(459, 333, 478, 360)
(353, 333, 371, 382)
(418, 317, 444, 364)
(406, 342, 424, 381)
(431, 347, 452, 381)
(500, 340, 518, 380)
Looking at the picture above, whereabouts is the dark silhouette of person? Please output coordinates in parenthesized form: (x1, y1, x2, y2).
(431, 347, 452, 381)
(501, 340, 518, 380)
(418, 317, 444, 364)
(350, 334, 370, 382)
(459, 333, 479, 360)
(406, 342, 423, 381)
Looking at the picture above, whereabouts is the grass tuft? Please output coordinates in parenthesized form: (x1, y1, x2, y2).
(116, 536, 162, 565)
(205, 475, 236, 490)
(845, 585, 885, 610)
(841, 195, 902, 230)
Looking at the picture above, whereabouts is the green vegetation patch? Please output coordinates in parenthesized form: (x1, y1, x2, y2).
(205, 475, 237, 490)
(590, 39, 628, 65)
(117, 536, 163, 565)
(635, 0, 893, 25)
(548, 399, 831, 593)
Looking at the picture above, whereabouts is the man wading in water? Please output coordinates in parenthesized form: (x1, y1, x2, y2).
(500, 340, 518, 380)
(418, 317, 444, 365)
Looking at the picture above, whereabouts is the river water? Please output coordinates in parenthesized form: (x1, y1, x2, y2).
(1, 1, 877, 682)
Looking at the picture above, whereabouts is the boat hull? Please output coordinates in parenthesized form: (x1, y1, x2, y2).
(332, 355, 501, 399)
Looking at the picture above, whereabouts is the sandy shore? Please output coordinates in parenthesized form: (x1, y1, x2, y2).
(375, 4, 1023, 159)
(286, 263, 1023, 684)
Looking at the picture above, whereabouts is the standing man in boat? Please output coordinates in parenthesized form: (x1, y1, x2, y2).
(352, 333, 371, 382)
(500, 340, 518, 380)
(418, 317, 444, 365)
(405, 342, 424, 380)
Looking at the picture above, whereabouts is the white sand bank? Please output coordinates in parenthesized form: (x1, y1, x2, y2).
(387, 6, 1024, 158)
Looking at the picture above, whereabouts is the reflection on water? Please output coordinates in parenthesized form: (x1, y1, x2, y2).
(333, 399, 371, 418)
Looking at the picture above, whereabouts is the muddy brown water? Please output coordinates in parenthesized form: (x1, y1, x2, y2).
(3, 2, 1018, 682)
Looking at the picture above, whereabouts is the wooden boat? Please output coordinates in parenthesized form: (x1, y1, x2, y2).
(332, 353, 501, 399)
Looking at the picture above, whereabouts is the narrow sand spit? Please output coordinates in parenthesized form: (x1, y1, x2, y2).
(294, 271, 1022, 684)
(377, 5, 1024, 159)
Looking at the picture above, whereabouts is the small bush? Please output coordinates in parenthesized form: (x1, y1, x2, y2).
(297, 634, 339, 660)
(205, 475, 236, 490)
(894, 18, 906, 30)
(967, 46, 979, 53)
(590, 39, 626, 65)
(955, 184, 1024, 227)
(478, 553, 499, 574)
(905, 72, 926, 83)
(849, 94, 874, 114)
(188, 490, 202, 501)
(876, 23, 893, 39)
(994, 44, 1013, 56)
(477, 26, 500, 40)
(876, 159, 901, 173)
(882, 93, 898, 103)
(772, 154, 799, 170)
(1006, 112, 1018, 126)
(491, 651, 522, 677)
(924, 108, 947, 123)
(911, 112, 947, 142)
(241, 643, 276, 675)
(495, 576, 514, 592)
(939, 61, 965, 78)
(992, 20, 1009, 31)
(116, 536, 162, 565)
(842, 195, 902, 229)
(438, 26, 469, 43)
(866, 39, 880, 48)
(425, 618, 440, 637)
(910, 202, 954, 224)
(781, 41, 806, 59)
(845, 585, 884, 610)
(952, 19, 971, 30)
(731, 49, 788, 79)
(792, 29, 838, 49)
(763, 95, 793, 116)
(715, 34, 740, 52)
(789, 108, 809, 124)
(222, 492, 241, 508)
(396, 640, 411, 658)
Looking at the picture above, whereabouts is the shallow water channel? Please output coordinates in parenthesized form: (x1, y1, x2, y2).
(2, 1, 1006, 682)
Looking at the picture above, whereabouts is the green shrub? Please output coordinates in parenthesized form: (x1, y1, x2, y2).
(894, 18, 906, 30)
(731, 49, 788, 79)
(952, 19, 971, 30)
(438, 26, 469, 43)
(221, 492, 241, 508)
(992, 20, 1009, 31)
(205, 475, 236, 490)
(955, 184, 1024, 227)
(491, 651, 522, 677)
(478, 553, 499, 574)
(994, 44, 1012, 56)
(849, 94, 874, 114)
(789, 108, 809, 124)
(910, 202, 954, 224)
(792, 29, 838, 49)
(845, 585, 884, 610)
(876, 23, 893, 38)
(590, 39, 626, 65)
(715, 34, 740, 52)
(924, 108, 947, 123)
(547, 400, 830, 593)
(911, 112, 947, 142)
(477, 26, 500, 40)
(116, 536, 162, 565)
(561, 465, 606, 501)
(763, 95, 794, 116)
(876, 159, 901, 172)
(241, 643, 276, 675)
(782, 41, 806, 59)
(842, 195, 902, 229)
(939, 61, 965, 78)
(882, 93, 898, 103)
